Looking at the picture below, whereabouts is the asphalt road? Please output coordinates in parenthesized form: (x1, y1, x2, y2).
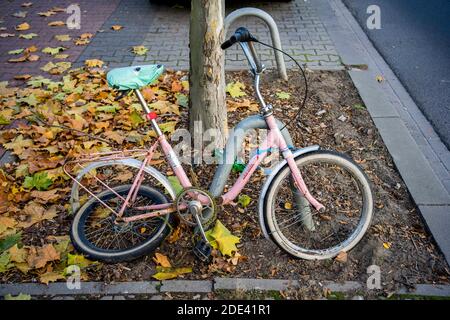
(342, 0, 450, 148)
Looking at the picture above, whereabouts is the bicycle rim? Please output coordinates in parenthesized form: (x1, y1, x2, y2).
(264, 150, 373, 259)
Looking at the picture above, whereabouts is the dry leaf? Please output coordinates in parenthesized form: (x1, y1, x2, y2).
(85, 59, 104, 68)
(153, 253, 172, 268)
(335, 251, 348, 263)
(27, 244, 60, 269)
(48, 21, 65, 27)
(15, 23, 30, 31)
(39, 271, 64, 284)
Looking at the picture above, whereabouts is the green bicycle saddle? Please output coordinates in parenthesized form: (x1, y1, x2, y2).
(106, 64, 164, 90)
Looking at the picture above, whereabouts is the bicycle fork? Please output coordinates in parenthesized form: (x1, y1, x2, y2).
(265, 115, 325, 231)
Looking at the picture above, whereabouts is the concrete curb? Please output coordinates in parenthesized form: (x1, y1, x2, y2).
(1, 279, 449, 298)
(314, 0, 450, 265)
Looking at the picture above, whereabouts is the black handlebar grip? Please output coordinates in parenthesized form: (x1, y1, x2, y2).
(221, 39, 234, 50)
(221, 35, 238, 50)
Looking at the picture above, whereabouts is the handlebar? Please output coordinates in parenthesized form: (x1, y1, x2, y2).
(221, 27, 263, 74)
(221, 27, 257, 49)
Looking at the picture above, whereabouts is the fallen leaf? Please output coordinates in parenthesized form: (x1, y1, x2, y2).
(23, 172, 53, 191)
(38, 11, 56, 17)
(205, 220, 240, 257)
(0, 233, 21, 252)
(132, 45, 148, 56)
(27, 54, 39, 61)
(8, 56, 27, 63)
(30, 189, 61, 202)
(42, 46, 66, 55)
(237, 194, 251, 208)
(21, 2, 33, 8)
(48, 21, 65, 27)
(383, 242, 391, 249)
(19, 33, 37, 39)
(15, 22, 30, 31)
(226, 81, 246, 98)
(335, 251, 348, 263)
(111, 25, 123, 31)
(167, 176, 183, 195)
(18, 202, 58, 228)
(152, 266, 192, 280)
(67, 253, 96, 268)
(167, 225, 182, 243)
(39, 271, 64, 284)
(14, 74, 31, 81)
(4, 293, 31, 300)
(276, 91, 290, 100)
(54, 34, 71, 42)
(284, 202, 293, 210)
(153, 253, 171, 268)
(27, 244, 60, 269)
(9, 244, 27, 263)
(85, 59, 104, 68)
(8, 49, 24, 55)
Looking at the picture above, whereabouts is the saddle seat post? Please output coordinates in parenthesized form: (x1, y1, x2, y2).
(134, 89, 163, 137)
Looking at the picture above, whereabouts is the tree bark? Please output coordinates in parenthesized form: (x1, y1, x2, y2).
(189, 0, 227, 154)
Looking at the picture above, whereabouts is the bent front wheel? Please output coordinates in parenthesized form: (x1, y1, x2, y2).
(263, 150, 373, 260)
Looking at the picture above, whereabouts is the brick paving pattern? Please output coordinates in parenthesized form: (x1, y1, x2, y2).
(134, 0, 342, 70)
(0, 0, 120, 85)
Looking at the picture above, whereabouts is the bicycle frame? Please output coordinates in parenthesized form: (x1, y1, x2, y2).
(66, 40, 325, 223)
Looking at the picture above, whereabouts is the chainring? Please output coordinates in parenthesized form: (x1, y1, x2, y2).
(175, 187, 217, 229)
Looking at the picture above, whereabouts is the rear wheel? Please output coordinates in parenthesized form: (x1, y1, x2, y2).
(70, 185, 173, 263)
(264, 150, 373, 260)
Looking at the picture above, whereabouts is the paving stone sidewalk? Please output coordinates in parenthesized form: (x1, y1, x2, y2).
(71, 0, 343, 70)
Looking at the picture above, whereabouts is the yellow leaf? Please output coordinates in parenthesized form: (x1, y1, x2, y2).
(153, 252, 171, 268)
(152, 266, 192, 280)
(3, 134, 33, 155)
(167, 225, 182, 243)
(111, 25, 123, 31)
(54, 34, 71, 42)
(132, 45, 148, 56)
(9, 245, 27, 263)
(383, 242, 391, 249)
(284, 202, 293, 210)
(48, 21, 65, 27)
(85, 59, 104, 68)
(39, 271, 65, 285)
(67, 253, 96, 268)
(205, 220, 240, 257)
(226, 81, 246, 98)
(15, 23, 30, 31)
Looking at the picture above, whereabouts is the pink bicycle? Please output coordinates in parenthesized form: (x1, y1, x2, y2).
(65, 28, 373, 262)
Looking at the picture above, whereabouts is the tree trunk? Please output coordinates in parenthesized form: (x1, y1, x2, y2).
(189, 0, 227, 157)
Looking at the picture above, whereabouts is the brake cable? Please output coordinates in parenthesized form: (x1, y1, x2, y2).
(253, 40, 309, 132)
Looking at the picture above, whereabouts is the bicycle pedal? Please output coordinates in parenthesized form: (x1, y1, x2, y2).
(193, 240, 212, 262)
